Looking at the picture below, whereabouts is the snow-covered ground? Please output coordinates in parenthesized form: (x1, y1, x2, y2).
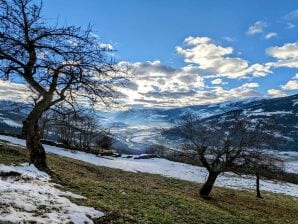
(0, 134, 298, 198)
(275, 151, 298, 174)
(0, 163, 103, 223)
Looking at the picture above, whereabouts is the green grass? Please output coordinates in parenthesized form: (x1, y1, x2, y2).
(0, 142, 297, 224)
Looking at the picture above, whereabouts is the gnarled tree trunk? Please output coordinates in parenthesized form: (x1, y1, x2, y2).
(200, 172, 218, 197)
(22, 98, 51, 171)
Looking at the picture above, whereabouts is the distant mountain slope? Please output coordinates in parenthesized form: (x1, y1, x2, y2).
(163, 94, 298, 151)
(224, 94, 298, 151)
(0, 101, 30, 134)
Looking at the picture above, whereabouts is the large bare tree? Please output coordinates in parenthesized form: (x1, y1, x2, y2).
(0, 0, 123, 170)
(174, 112, 280, 198)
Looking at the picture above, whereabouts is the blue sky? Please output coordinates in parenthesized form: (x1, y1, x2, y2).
(2, 0, 298, 108)
(42, 0, 297, 61)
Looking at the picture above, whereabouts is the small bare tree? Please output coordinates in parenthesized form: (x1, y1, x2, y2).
(238, 151, 284, 198)
(0, 0, 124, 170)
(175, 112, 280, 198)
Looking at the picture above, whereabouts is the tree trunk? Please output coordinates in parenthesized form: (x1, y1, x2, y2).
(22, 99, 51, 171)
(200, 172, 218, 197)
(256, 173, 262, 198)
(23, 119, 47, 170)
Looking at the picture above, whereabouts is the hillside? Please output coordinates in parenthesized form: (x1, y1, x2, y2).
(0, 141, 297, 224)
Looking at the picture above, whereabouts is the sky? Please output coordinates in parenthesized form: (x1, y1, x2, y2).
(1, 0, 298, 108)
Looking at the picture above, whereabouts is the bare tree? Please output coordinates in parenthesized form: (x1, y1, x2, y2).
(174, 112, 280, 198)
(0, 0, 124, 170)
(238, 151, 284, 198)
(40, 106, 102, 150)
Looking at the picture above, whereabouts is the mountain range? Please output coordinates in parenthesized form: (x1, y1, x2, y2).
(0, 94, 297, 152)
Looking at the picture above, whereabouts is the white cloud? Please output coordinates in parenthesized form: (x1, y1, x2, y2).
(284, 9, 298, 20)
(176, 36, 272, 79)
(266, 74, 298, 98)
(116, 60, 265, 108)
(222, 36, 236, 42)
(281, 74, 298, 91)
(166, 84, 263, 108)
(0, 80, 31, 102)
(248, 63, 272, 77)
(266, 42, 298, 59)
(99, 43, 113, 50)
(197, 84, 263, 104)
(282, 80, 298, 90)
(266, 42, 298, 68)
(118, 61, 207, 107)
(267, 89, 287, 97)
(211, 78, 223, 85)
(266, 58, 298, 68)
(265, 32, 277, 39)
(286, 22, 296, 29)
(246, 21, 268, 35)
(184, 36, 211, 45)
(242, 82, 259, 88)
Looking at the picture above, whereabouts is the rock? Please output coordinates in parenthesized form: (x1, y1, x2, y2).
(98, 150, 121, 157)
(111, 153, 122, 158)
(0, 171, 21, 177)
(99, 151, 115, 156)
(134, 154, 159, 160)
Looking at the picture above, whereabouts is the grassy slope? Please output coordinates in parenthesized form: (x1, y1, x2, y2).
(0, 142, 297, 224)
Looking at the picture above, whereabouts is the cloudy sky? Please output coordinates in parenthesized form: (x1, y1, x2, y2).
(2, 0, 298, 108)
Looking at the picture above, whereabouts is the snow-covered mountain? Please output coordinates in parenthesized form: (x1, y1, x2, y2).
(0, 94, 297, 152)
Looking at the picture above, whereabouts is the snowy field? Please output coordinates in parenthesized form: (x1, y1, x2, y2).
(0, 134, 298, 198)
(274, 151, 298, 174)
(0, 163, 103, 223)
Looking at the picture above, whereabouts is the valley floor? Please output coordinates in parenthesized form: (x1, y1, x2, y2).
(0, 142, 298, 223)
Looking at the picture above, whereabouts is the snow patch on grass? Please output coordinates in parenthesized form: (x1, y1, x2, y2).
(0, 163, 104, 223)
